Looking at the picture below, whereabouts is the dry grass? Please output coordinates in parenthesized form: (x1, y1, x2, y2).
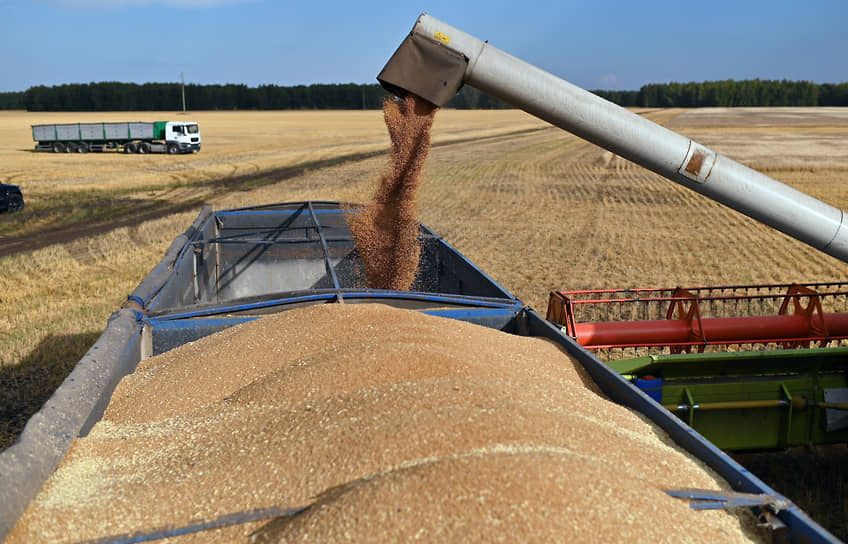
(0, 109, 546, 192)
(1, 106, 847, 537)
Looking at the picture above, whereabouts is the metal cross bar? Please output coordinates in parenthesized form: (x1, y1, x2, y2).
(664, 488, 791, 512)
(307, 201, 343, 298)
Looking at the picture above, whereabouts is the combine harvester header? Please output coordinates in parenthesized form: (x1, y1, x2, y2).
(547, 283, 848, 352)
(546, 284, 848, 452)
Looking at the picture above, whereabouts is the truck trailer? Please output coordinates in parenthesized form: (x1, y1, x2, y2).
(0, 202, 839, 543)
(31, 120, 201, 154)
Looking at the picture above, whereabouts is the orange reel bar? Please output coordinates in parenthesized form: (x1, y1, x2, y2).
(547, 282, 848, 352)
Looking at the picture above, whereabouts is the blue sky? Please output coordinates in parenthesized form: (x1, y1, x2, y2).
(1, 0, 846, 93)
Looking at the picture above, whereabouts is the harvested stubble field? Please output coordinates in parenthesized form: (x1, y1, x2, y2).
(1, 106, 847, 539)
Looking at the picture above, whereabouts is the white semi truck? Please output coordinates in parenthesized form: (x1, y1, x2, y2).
(32, 121, 201, 154)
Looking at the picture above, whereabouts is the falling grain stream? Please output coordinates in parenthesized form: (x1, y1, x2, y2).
(347, 95, 437, 290)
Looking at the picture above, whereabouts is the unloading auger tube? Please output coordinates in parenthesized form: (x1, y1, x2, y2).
(379, 13, 848, 263)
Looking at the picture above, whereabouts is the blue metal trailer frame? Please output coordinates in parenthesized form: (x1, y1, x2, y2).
(0, 202, 839, 543)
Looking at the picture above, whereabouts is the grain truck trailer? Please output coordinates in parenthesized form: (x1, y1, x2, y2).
(0, 202, 839, 542)
(31, 121, 201, 154)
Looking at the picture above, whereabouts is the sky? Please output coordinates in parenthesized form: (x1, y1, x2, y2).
(1, 0, 847, 93)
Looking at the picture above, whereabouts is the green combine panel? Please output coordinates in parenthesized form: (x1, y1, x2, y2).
(610, 349, 848, 451)
(547, 283, 848, 451)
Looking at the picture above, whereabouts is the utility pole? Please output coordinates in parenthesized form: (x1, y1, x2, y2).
(181, 72, 186, 113)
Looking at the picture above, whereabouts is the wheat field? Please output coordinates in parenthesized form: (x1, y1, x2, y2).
(0, 109, 546, 192)
(1, 106, 848, 539)
(2, 106, 848, 446)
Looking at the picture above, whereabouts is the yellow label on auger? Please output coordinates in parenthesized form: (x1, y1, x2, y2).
(434, 31, 451, 45)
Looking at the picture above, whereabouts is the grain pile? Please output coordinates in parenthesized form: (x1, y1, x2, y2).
(7, 303, 764, 543)
(346, 95, 437, 290)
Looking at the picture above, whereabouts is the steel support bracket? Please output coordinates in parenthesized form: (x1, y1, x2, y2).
(666, 288, 706, 353)
(779, 284, 828, 348)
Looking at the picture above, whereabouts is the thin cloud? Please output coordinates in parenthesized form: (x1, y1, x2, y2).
(599, 73, 618, 88)
(51, 0, 257, 7)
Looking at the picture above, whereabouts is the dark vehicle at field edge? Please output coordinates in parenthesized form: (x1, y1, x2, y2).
(0, 182, 23, 213)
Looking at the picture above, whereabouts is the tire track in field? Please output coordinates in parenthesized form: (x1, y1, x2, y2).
(416, 128, 579, 303)
(591, 155, 845, 289)
(422, 132, 620, 306)
(0, 127, 549, 260)
(483, 123, 843, 301)
(597, 107, 790, 285)
(453, 121, 844, 302)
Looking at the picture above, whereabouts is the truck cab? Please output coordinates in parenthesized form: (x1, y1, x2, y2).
(164, 121, 201, 154)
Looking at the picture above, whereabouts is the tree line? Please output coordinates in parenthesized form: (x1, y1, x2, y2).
(0, 79, 846, 111)
(595, 79, 848, 107)
(0, 82, 509, 111)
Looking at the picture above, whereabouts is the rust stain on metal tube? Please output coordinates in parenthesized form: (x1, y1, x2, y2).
(685, 149, 706, 177)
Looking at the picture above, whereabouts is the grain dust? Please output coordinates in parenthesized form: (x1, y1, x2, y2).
(6, 303, 765, 543)
(347, 95, 437, 290)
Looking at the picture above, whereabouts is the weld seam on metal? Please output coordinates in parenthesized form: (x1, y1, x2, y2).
(820, 209, 844, 252)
